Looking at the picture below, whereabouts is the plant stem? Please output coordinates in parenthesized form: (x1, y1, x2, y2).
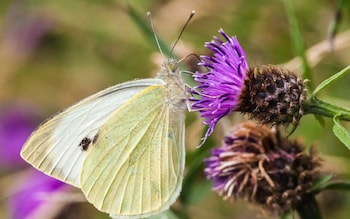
(283, 0, 313, 90)
(304, 97, 350, 121)
(295, 194, 322, 219)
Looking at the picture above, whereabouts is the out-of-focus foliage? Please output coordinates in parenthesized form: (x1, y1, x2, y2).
(1, 0, 350, 218)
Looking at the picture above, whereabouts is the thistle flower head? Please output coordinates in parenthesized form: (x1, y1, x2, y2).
(191, 29, 307, 146)
(205, 122, 320, 214)
(237, 65, 307, 127)
(190, 29, 248, 144)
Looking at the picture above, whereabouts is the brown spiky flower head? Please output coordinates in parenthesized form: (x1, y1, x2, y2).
(204, 122, 320, 215)
(236, 65, 307, 127)
(190, 29, 307, 145)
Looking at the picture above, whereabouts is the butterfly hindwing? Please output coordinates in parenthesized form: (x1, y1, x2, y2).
(20, 79, 165, 187)
(80, 85, 185, 218)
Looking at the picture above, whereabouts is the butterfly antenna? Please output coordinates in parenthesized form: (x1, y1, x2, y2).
(170, 10, 196, 55)
(147, 12, 164, 59)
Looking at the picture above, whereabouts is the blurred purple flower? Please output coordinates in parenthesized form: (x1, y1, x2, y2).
(0, 103, 39, 167)
(0, 103, 67, 218)
(10, 170, 66, 219)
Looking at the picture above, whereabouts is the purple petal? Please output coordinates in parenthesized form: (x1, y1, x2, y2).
(0, 103, 39, 167)
(190, 29, 249, 146)
(10, 170, 66, 219)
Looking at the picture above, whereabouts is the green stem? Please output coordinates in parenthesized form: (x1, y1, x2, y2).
(283, 0, 313, 90)
(304, 96, 350, 121)
(295, 194, 322, 219)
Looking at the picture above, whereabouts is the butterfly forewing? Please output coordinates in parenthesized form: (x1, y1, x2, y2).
(80, 85, 185, 218)
(21, 79, 164, 187)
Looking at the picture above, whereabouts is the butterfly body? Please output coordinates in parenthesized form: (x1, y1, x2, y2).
(21, 58, 187, 219)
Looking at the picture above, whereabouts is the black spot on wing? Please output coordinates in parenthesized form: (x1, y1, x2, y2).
(79, 137, 92, 151)
(92, 133, 99, 144)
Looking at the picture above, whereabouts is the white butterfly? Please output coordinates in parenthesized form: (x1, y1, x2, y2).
(21, 55, 187, 218)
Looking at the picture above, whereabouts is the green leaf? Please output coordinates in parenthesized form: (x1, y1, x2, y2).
(321, 181, 350, 191)
(312, 65, 350, 96)
(282, 0, 312, 90)
(310, 175, 350, 192)
(310, 174, 333, 192)
(333, 114, 350, 149)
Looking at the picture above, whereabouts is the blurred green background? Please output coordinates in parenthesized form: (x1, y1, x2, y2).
(1, 0, 350, 218)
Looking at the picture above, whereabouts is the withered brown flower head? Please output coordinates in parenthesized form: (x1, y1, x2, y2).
(204, 122, 320, 214)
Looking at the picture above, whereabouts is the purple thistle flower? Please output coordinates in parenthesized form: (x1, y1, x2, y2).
(190, 29, 249, 144)
(191, 29, 307, 146)
(0, 103, 39, 167)
(0, 103, 67, 218)
(10, 170, 66, 219)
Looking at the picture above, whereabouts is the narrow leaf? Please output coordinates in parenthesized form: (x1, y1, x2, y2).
(282, 0, 312, 90)
(310, 174, 333, 192)
(321, 181, 350, 191)
(313, 65, 350, 96)
(333, 114, 350, 149)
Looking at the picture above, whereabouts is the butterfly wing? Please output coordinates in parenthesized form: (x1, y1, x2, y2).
(80, 85, 185, 218)
(20, 79, 165, 187)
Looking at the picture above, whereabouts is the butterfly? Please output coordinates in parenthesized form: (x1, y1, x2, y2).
(20, 29, 189, 219)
